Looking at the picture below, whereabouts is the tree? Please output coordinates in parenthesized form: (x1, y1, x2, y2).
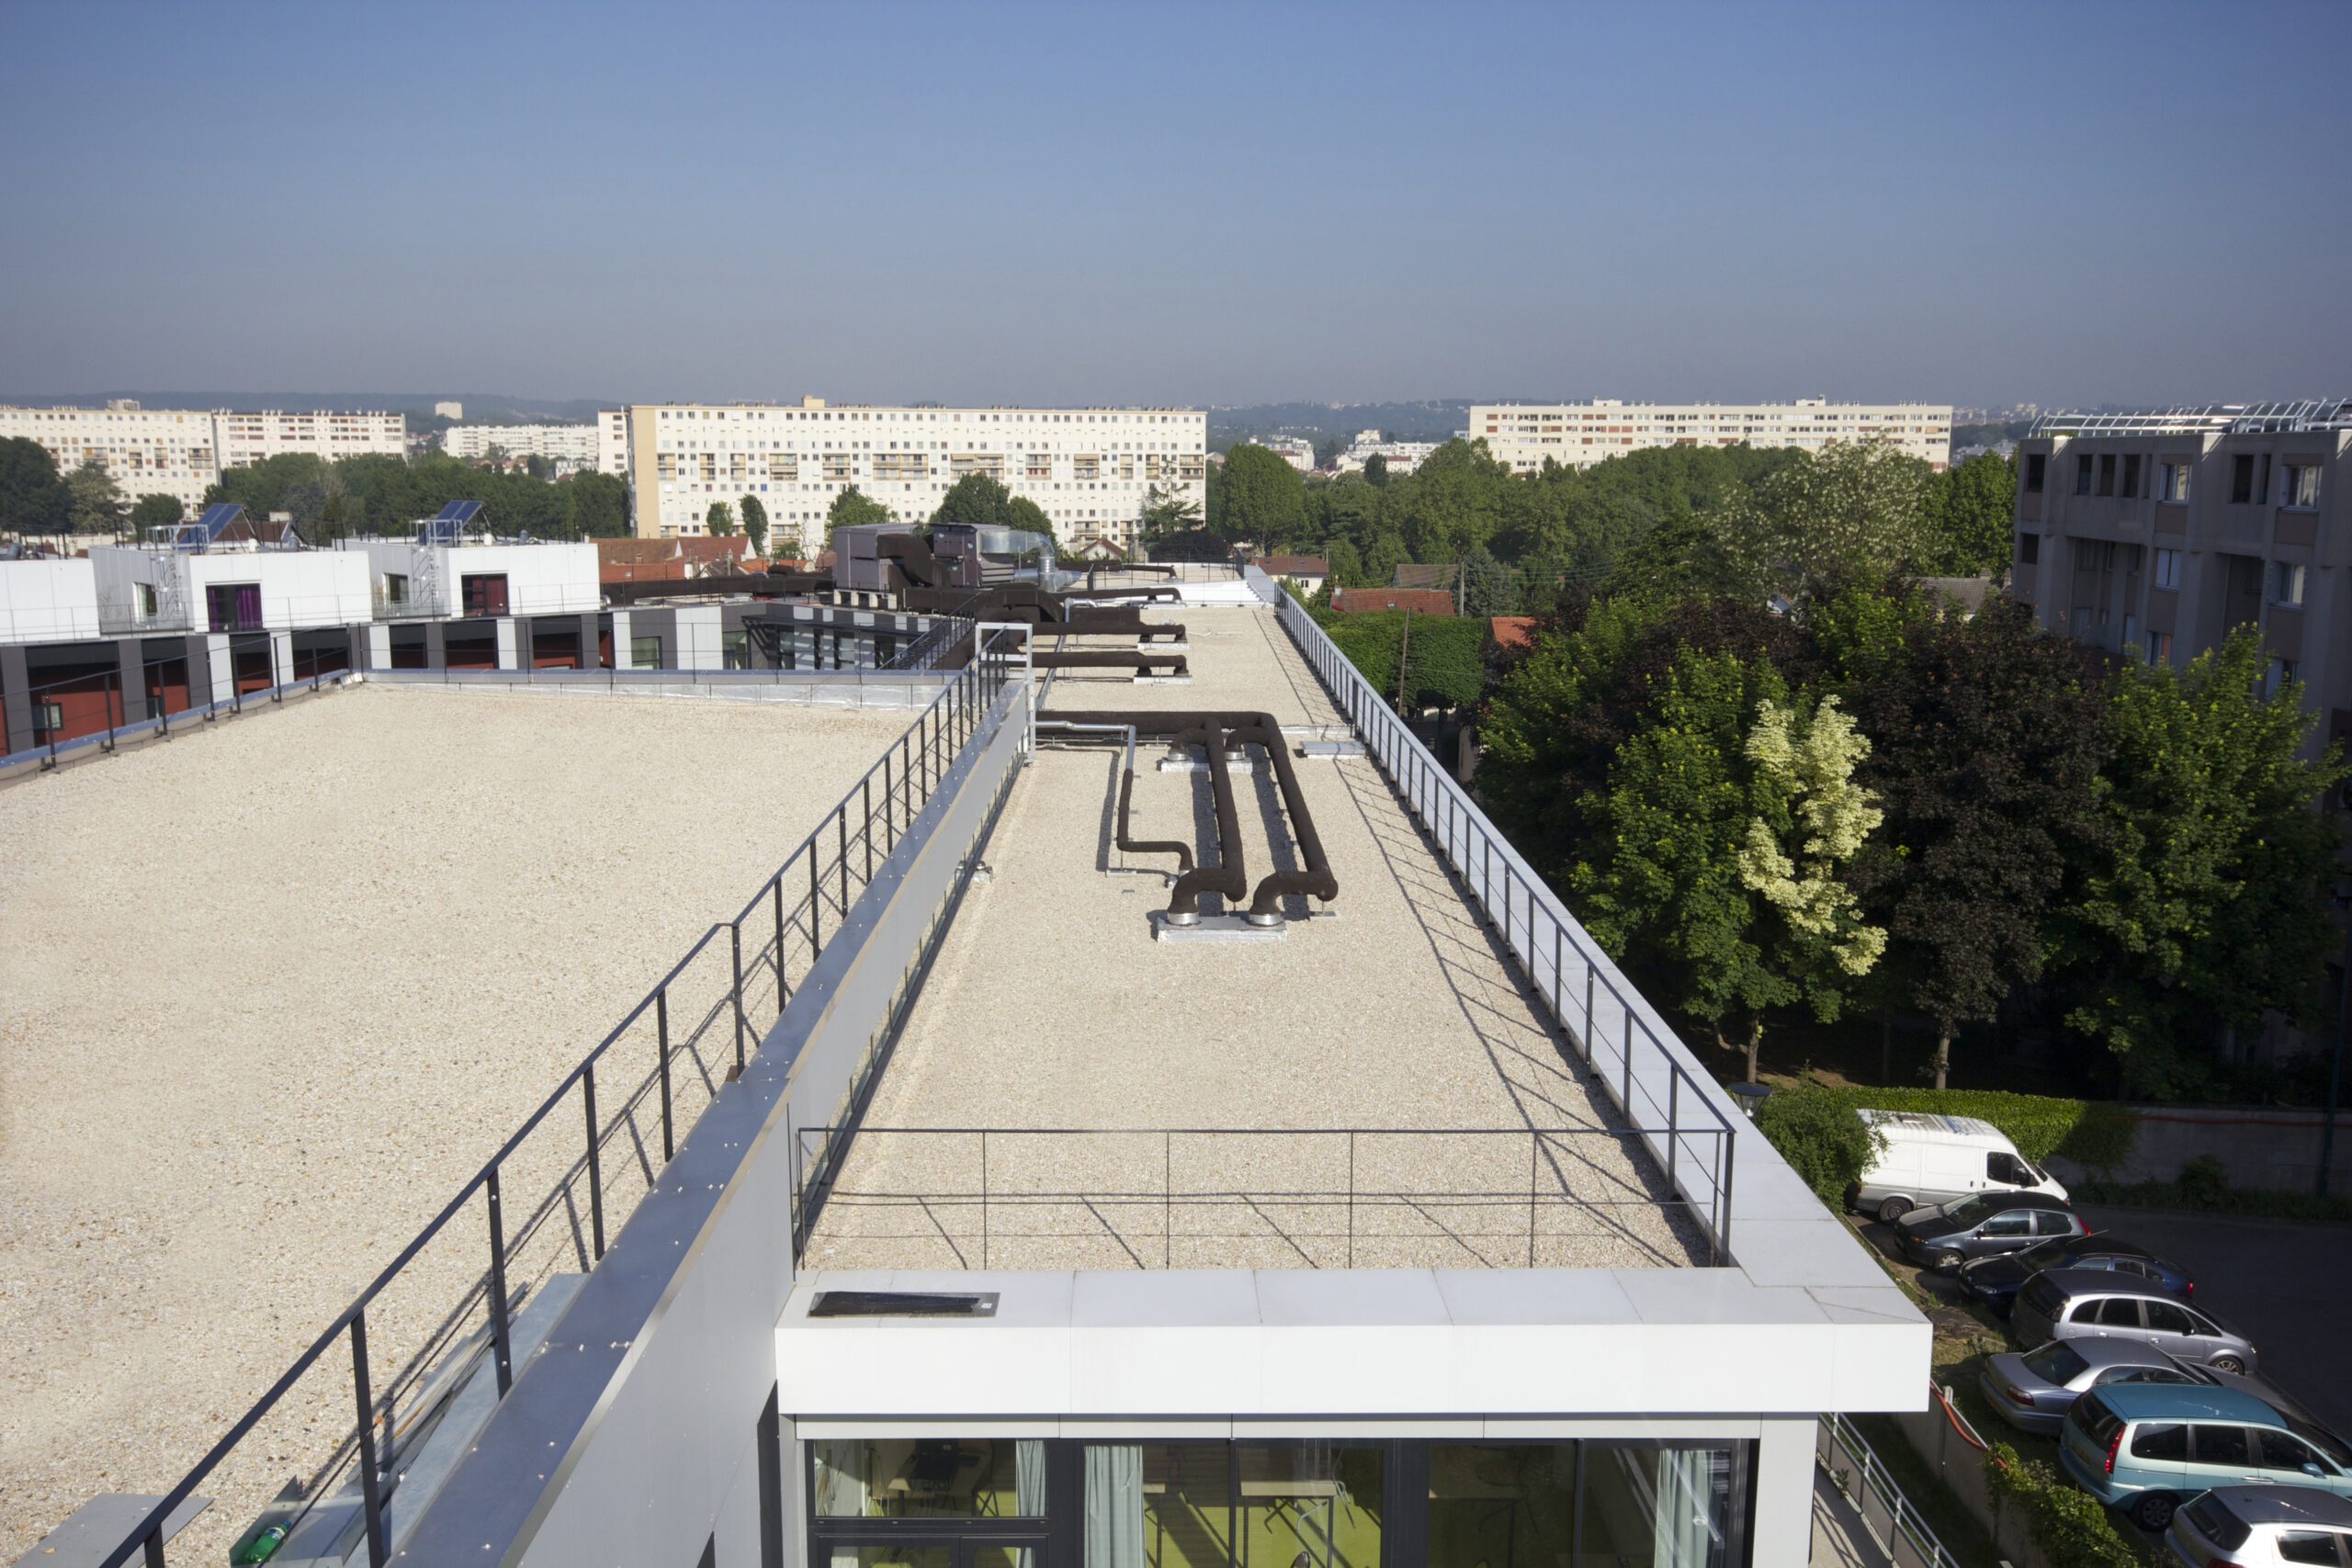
(2059, 628, 2344, 1097)
(1218, 443, 1306, 546)
(1364, 453, 1390, 488)
(1324, 537, 1365, 587)
(932, 472, 1014, 528)
(0, 437, 71, 534)
(130, 493, 185, 529)
(1003, 496, 1056, 557)
(1459, 545, 1520, 615)
(1717, 440, 1936, 602)
(1922, 450, 2018, 579)
(740, 493, 768, 556)
(563, 471, 631, 538)
(1142, 483, 1202, 540)
(706, 500, 738, 536)
(65, 458, 125, 535)
(827, 486, 895, 550)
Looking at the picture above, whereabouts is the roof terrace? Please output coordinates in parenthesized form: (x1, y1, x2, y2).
(799, 600, 1711, 1272)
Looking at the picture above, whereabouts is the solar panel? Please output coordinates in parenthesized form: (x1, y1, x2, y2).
(435, 500, 485, 524)
(196, 502, 246, 537)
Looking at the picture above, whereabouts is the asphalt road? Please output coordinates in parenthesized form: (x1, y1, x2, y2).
(2075, 1204, 2352, 1434)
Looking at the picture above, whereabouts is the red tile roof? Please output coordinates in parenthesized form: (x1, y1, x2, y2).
(1487, 616, 1542, 654)
(1331, 588, 1454, 615)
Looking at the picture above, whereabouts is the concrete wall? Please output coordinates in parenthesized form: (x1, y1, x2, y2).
(92, 547, 369, 632)
(2095, 1104, 2352, 1192)
(0, 559, 99, 645)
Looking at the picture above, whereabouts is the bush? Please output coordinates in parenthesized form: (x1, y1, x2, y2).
(1810, 1086, 2136, 1171)
(1755, 1082, 1888, 1202)
(1984, 1442, 2143, 1567)
(2075, 1174, 2352, 1223)
(1311, 607, 1487, 710)
(2177, 1154, 2229, 1205)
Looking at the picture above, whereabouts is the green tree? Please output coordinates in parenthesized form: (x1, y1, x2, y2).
(1142, 483, 1202, 540)
(1459, 545, 1520, 615)
(932, 472, 1014, 527)
(1718, 440, 1936, 601)
(130, 492, 185, 529)
(1364, 453, 1390, 487)
(1324, 537, 1365, 586)
(827, 486, 896, 550)
(706, 500, 738, 536)
(1824, 587, 2108, 1088)
(740, 493, 768, 555)
(1004, 496, 1056, 557)
(0, 437, 71, 534)
(1218, 443, 1306, 546)
(1922, 450, 2018, 579)
(562, 471, 631, 538)
(1393, 438, 1512, 563)
(2059, 628, 2344, 1097)
(65, 457, 126, 535)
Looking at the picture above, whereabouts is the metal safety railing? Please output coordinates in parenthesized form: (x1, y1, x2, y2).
(794, 1125, 1723, 1273)
(1274, 591, 1739, 1263)
(88, 632, 1028, 1568)
(4, 635, 354, 774)
(1817, 1412, 1964, 1568)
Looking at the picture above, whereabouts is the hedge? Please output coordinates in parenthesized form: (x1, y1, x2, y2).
(1815, 1087, 2137, 1172)
(1984, 1442, 2144, 1567)
(1311, 607, 1487, 711)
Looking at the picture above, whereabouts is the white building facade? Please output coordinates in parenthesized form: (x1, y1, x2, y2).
(1471, 399, 1952, 473)
(338, 537, 600, 620)
(89, 541, 371, 636)
(0, 403, 407, 518)
(1335, 428, 1440, 476)
(441, 423, 602, 462)
(625, 400, 1208, 556)
(599, 408, 630, 477)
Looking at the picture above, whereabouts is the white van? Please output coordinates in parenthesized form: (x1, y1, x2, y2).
(1851, 1110, 2068, 1223)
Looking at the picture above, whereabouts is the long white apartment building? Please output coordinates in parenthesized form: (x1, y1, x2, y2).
(441, 423, 601, 462)
(1472, 398, 1952, 473)
(0, 402, 406, 517)
(621, 399, 1207, 554)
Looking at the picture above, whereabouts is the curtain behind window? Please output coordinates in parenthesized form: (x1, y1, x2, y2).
(1084, 1446, 1145, 1568)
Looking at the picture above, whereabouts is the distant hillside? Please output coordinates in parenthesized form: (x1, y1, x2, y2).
(1209, 400, 1478, 454)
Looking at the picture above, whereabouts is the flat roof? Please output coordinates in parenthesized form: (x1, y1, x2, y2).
(0, 685, 910, 1564)
(802, 605, 1705, 1273)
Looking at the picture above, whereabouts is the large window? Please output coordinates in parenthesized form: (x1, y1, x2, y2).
(816, 1440, 1046, 1519)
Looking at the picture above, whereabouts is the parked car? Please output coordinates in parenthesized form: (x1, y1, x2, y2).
(1982, 1337, 2215, 1434)
(2015, 1268, 2258, 1374)
(1893, 1191, 2087, 1269)
(1958, 1233, 2194, 1316)
(1853, 1109, 2069, 1224)
(2167, 1484, 2352, 1567)
(2062, 1384, 2352, 1531)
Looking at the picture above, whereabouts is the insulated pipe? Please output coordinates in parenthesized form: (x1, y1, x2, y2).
(1162, 717, 1248, 925)
(1026, 649, 1189, 676)
(1052, 709, 1340, 925)
(1033, 721, 1194, 874)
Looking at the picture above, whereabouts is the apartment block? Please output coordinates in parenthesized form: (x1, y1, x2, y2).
(0, 402, 406, 517)
(599, 407, 630, 476)
(1471, 399, 1952, 473)
(2011, 401, 2352, 739)
(623, 399, 1207, 556)
(210, 409, 405, 468)
(0, 401, 220, 515)
(441, 423, 601, 462)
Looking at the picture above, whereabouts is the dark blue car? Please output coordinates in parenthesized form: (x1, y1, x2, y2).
(1956, 1233, 2193, 1316)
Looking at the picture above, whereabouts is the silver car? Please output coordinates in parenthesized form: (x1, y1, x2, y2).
(2012, 1267, 2259, 1374)
(1980, 1337, 2312, 1437)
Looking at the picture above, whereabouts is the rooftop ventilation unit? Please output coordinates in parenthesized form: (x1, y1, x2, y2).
(808, 1291, 1000, 1318)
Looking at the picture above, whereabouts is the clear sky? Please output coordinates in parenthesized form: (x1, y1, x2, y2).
(4, 0, 2347, 411)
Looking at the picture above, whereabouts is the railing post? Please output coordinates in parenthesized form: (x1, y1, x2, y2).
(1164, 1132, 1172, 1271)
(809, 846, 822, 956)
(1667, 1067, 1680, 1191)
(351, 1309, 388, 1567)
(1347, 1131, 1356, 1269)
(774, 876, 788, 1013)
(486, 1167, 513, 1393)
(1623, 1009, 1634, 1117)
(657, 987, 674, 1163)
(729, 920, 747, 1075)
(863, 776, 874, 882)
(1718, 1126, 1735, 1265)
(1528, 1131, 1540, 1269)
(105, 671, 119, 751)
(142, 1525, 164, 1568)
(583, 1064, 605, 1259)
(837, 808, 849, 918)
(979, 1130, 989, 1270)
(883, 753, 897, 852)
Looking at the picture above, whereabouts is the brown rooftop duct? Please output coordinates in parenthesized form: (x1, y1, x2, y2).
(1046, 710, 1338, 926)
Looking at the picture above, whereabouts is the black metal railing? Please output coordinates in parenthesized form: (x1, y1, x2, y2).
(881, 595, 978, 671)
(1274, 592, 1739, 1263)
(5, 636, 352, 773)
(794, 1125, 1724, 1272)
(89, 632, 1026, 1568)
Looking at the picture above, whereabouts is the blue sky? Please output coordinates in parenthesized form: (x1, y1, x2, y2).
(4, 0, 2347, 410)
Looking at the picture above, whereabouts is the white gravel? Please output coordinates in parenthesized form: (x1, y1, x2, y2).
(0, 683, 909, 1561)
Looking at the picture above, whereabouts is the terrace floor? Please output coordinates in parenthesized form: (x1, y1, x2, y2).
(801, 604, 1708, 1273)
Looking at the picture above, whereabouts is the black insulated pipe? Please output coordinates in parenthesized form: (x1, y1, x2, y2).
(1052, 710, 1340, 927)
(1164, 717, 1248, 926)
(1035, 721, 1195, 875)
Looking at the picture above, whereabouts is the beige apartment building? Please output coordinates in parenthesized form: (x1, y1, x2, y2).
(621, 398, 1206, 554)
(0, 402, 405, 521)
(1471, 398, 1951, 472)
(2011, 401, 2352, 751)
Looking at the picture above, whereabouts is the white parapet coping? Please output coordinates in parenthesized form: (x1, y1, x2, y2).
(777, 1264, 1927, 1422)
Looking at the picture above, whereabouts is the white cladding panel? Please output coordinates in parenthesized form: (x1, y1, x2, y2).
(0, 558, 101, 644)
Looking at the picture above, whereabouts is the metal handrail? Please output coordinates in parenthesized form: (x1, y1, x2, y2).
(4, 635, 350, 773)
(1818, 1411, 1964, 1568)
(88, 630, 1026, 1568)
(1273, 591, 1738, 1263)
(796, 1124, 1726, 1272)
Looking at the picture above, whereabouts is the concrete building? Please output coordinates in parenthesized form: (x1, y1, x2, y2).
(600, 407, 631, 476)
(209, 409, 406, 468)
(91, 507, 369, 637)
(2011, 400, 2352, 719)
(622, 399, 1208, 558)
(0, 401, 220, 516)
(1471, 399, 1952, 473)
(1334, 429, 1440, 476)
(1255, 434, 1317, 472)
(441, 423, 602, 462)
(0, 403, 407, 517)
